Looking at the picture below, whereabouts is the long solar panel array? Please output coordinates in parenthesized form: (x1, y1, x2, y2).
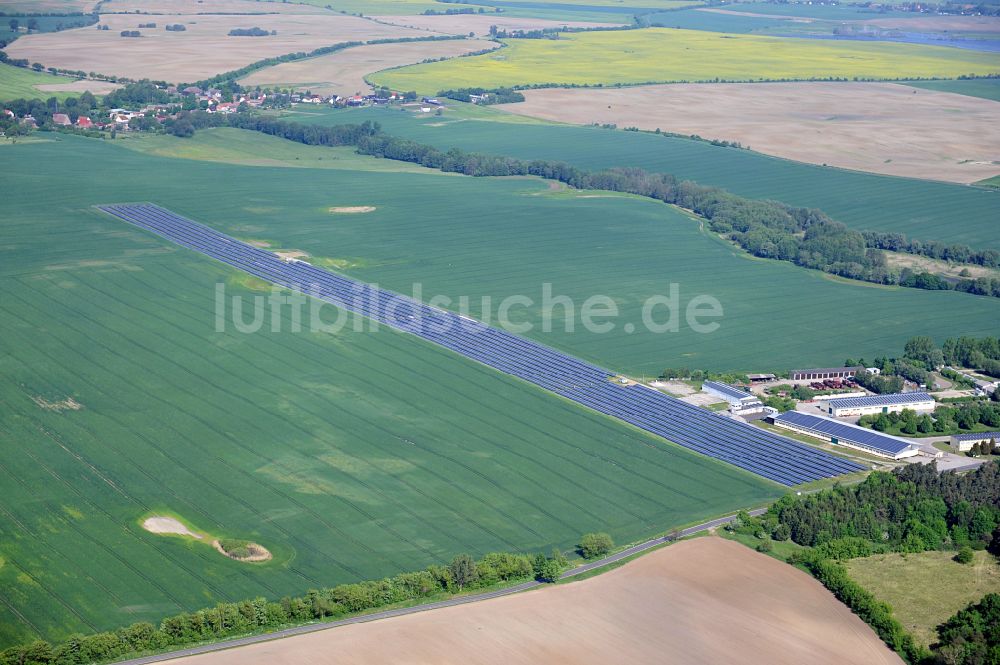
(98, 203, 864, 486)
(774, 411, 912, 457)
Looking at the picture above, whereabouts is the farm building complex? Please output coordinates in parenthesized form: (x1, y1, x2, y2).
(701, 381, 764, 415)
(790, 367, 863, 381)
(826, 392, 935, 418)
(949, 431, 1000, 452)
(772, 411, 918, 460)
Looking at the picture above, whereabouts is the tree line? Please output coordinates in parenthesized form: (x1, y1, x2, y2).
(0, 548, 568, 665)
(858, 402, 1000, 438)
(172, 113, 1000, 299)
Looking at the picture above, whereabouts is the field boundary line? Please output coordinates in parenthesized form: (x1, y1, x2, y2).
(115, 508, 765, 665)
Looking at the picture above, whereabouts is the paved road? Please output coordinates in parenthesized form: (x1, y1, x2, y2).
(119, 508, 766, 664)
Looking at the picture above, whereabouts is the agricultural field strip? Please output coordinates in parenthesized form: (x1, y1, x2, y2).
(114, 509, 768, 665)
(371, 27, 1000, 92)
(97, 203, 863, 486)
(316, 108, 1000, 249)
(0, 255, 764, 644)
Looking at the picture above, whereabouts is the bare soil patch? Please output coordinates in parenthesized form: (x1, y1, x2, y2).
(142, 516, 203, 539)
(5, 14, 424, 83)
(376, 14, 617, 36)
(31, 395, 83, 412)
(168, 537, 900, 665)
(329, 206, 375, 213)
(885, 251, 1000, 280)
(505, 82, 1000, 183)
(32, 80, 122, 95)
(241, 39, 492, 96)
(213, 539, 272, 563)
(274, 249, 308, 261)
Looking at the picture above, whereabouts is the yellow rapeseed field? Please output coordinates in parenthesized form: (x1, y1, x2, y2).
(372, 28, 1000, 92)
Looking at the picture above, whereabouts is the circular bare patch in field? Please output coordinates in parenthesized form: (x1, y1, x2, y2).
(213, 540, 272, 563)
(142, 516, 202, 539)
(329, 206, 375, 214)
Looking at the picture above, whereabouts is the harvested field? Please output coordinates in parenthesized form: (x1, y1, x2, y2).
(98, 0, 333, 14)
(33, 79, 121, 94)
(0, 0, 95, 11)
(375, 14, 618, 36)
(4, 14, 424, 83)
(504, 82, 1000, 183)
(240, 40, 493, 96)
(861, 15, 1000, 33)
(169, 538, 901, 665)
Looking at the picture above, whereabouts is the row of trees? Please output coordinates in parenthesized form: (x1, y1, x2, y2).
(334, 131, 995, 298)
(0, 547, 570, 665)
(858, 402, 1000, 436)
(162, 111, 982, 306)
(863, 230, 1000, 269)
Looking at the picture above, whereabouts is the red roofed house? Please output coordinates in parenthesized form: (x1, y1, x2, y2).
(52, 113, 72, 126)
(76, 116, 93, 128)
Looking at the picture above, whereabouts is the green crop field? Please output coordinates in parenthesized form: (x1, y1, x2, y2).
(903, 78, 1000, 101)
(0, 62, 81, 101)
(371, 28, 1000, 91)
(59, 129, 1000, 376)
(295, 105, 1000, 250)
(0, 135, 784, 648)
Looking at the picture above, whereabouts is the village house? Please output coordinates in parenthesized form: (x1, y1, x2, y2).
(51, 113, 72, 126)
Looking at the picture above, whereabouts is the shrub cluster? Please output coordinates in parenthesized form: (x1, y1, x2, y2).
(436, 86, 525, 105)
(227, 27, 274, 37)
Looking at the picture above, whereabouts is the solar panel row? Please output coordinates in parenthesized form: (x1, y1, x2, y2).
(97, 203, 865, 486)
(774, 411, 911, 456)
(827, 391, 934, 410)
(702, 380, 754, 401)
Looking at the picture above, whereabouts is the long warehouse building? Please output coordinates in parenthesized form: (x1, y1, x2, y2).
(826, 392, 936, 417)
(97, 203, 865, 487)
(773, 411, 918, 460)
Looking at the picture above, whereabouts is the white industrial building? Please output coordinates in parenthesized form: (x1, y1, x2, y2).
(826, 392, 935, 418)
(950, 431, 1000, 453)
(772, 411, 919, 460)
(702, 381, 764, 415)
